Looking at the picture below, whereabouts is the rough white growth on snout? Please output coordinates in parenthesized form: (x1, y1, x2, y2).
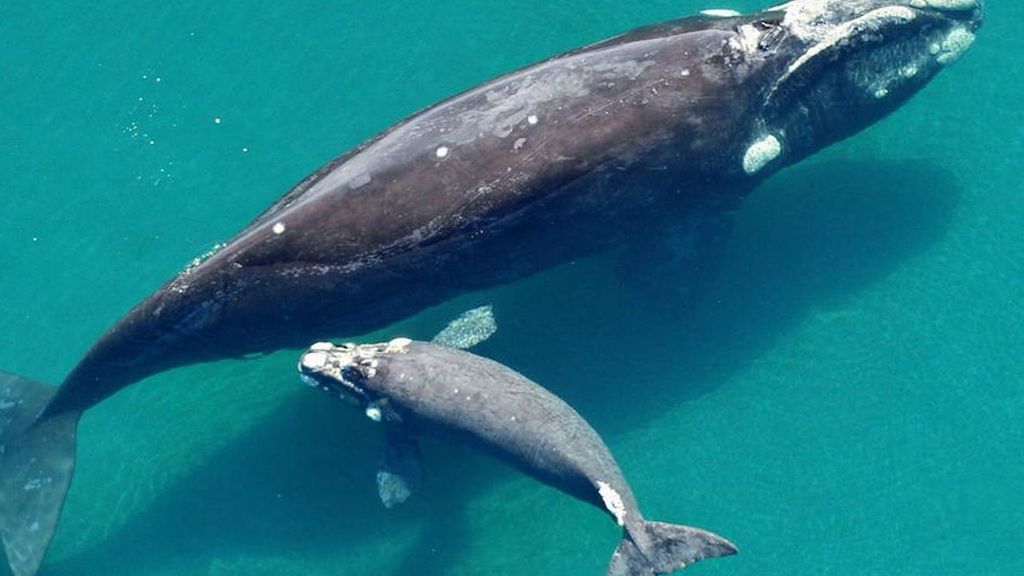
(936, 28, 976, 65)
(597, 481, 628, 526)
(776, 6, 917, 88)
(272, 222, 286, 235)
(910, 0, 977, 11)
(700, 9, 741, 18)
(365, 403, 383, 422)
(386, 337, 413, 353)
(742, 134, 782, 174)
(300, 351, 329, 370)
(309, 341, 334, 352)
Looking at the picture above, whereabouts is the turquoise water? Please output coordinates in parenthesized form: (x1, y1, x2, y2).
(1, 1, 1021, 575)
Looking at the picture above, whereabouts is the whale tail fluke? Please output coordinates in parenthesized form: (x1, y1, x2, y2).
(607, 520, 737, 575)
(0, 372, 80, 576)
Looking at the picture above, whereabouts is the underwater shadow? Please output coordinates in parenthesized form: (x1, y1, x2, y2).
(42, 158, 961, 575)
(482, 158, 962, 434)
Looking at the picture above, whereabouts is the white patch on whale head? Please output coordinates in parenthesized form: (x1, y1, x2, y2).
(597, 480, 628, 526)
(300, 351, 329, 370)
(527, 114, 539, 125)
(272, 222, 286, 235)
(910, 0, 978, 11)
(936, 27, 976, 65)
(386, 337, 413, 353)
(309, 342, 334, 352)
(365, 403, 383, 422)
(700, 9, 742, 18)
(742, 134, 782, 175)
(435, 146, 450, 158)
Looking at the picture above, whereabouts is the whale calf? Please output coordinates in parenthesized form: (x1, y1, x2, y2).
(298, 339, 737, 575)
(0, 1, 982, 573)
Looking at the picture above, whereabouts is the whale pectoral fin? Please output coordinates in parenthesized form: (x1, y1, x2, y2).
(376, 428, 422, 509)
(431, 305, 497, 349)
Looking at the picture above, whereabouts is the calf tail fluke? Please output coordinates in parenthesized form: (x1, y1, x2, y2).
(0, 372, 80, 576)
(607, 520, 737, 576)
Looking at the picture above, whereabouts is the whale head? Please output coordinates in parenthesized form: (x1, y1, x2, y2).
(709, 0, 983, 175)
(297, 342, 373, 407)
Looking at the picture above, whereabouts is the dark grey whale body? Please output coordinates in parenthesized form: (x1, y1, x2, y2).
(0, 1, 982, 574)
(297, 339, 737, 575)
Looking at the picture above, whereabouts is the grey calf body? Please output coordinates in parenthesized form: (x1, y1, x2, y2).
(299, 340, 737, 574)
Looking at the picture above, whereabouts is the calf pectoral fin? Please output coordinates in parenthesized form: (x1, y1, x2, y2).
(431, 305, 497, 350)
(377, 429, 422, 509)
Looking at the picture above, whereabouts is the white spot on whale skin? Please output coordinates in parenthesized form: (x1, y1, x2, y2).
(527, 114, 539, 125)
(700, 9, 742, 18)
(435, 146, 450, 159)
(365, 403, 383, 422)
(386, 337, 413, 353)
(272, 222, 286, 235)
(597, 481, 628, 526)
(349, 172, 372, 189)
(910, 0, 978, 11)
(936, 28, 976, 65)
(742, 135, 782, 175)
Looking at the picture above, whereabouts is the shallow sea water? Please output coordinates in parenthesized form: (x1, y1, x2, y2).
(1, 1, 1021, 575)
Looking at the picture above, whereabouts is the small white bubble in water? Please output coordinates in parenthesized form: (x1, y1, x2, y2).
(213, 117, 222, 124)
(155, 77, 162, 83)
(242, 147, 249, 152)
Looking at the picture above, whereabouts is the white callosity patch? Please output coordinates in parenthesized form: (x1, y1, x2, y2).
(597, 481, 628, 526)
(935, 28, 976, 65)
(431, 305, 497, 349)
(910, 0, 977, 11)
(732, 24, 764, 55)
(700, 9, 742, 18)
(772, 0, 836, 43)
(743, 134, 782, 174)
(365, 403, 383, 422)
(776, 6, 918, 90)
(386, 337, 413, 354)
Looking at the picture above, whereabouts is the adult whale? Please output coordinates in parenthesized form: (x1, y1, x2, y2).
(0, 1, 982, 574)
(297, 338, 738, 575)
